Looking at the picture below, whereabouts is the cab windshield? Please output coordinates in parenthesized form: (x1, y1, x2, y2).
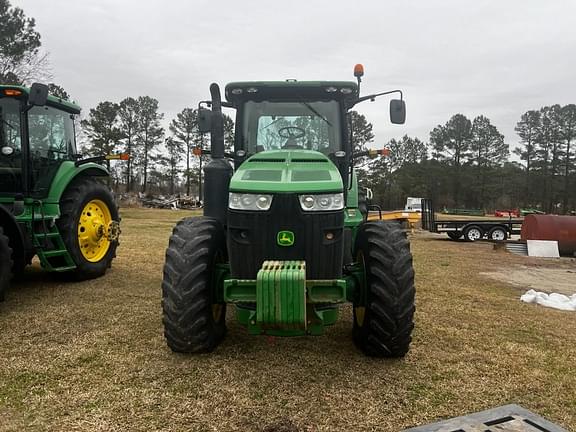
(242, 101, 342, 155)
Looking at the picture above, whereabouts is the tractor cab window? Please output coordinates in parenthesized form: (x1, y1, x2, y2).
(242, 101, 342, 155)
(0, 98, 23, 193)
(28, 105, 76, 196)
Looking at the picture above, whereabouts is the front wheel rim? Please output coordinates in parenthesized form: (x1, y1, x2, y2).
(78, 199, 112, 262)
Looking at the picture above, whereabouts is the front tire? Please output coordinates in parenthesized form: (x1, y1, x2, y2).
(0, 227, 12, 302)
(353, 222, 415, 357)
(57, 177, 120, 280)
(162, 217, 227, 353)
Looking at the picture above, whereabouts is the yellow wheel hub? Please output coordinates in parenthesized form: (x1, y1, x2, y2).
(78, 199, 112, 262)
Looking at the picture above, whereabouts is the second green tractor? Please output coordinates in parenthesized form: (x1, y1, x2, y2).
(162, 65, 416, 357)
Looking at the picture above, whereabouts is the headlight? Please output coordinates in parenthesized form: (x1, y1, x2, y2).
(299, 193, 344, 211)
(229, 193, 273, 211)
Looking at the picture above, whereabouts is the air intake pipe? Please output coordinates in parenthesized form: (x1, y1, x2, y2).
(203, 83, 232, 225)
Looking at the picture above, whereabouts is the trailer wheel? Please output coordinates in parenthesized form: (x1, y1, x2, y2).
(0, 227, 12, 301)
(353, 221, 415, 357)
(447, 231, 462, 240)
(57, 177, 120, 279)
(162, 217, 227, 353)
(463, 225, 484, 242)
(488, 226, 507, 241)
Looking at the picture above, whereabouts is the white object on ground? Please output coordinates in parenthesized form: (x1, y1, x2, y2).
(520, 289, 576, 311)
(526, 240, 560, 258)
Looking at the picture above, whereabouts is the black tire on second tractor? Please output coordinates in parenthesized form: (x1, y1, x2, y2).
(162, 217, 227, 353)
(0, 227, 13, 302)
(57, 176, 120, 280)
(353, 221, 415, 357)
(447, 231, 462, 240)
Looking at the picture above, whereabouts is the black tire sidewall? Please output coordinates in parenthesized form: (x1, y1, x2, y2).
(353, 221, 415, 357)
(162, 217, 227, 353)
(58, 178, 119, 279)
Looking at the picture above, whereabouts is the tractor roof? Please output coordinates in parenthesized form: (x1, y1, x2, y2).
(224, 81, 359, 106)
(0, 85, 81, 114)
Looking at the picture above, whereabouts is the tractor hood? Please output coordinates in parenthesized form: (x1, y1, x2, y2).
(229, 150, 343, 193)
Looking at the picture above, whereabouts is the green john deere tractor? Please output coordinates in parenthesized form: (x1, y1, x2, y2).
(0, 83, 121, 303)
(162, 65, 415, 357)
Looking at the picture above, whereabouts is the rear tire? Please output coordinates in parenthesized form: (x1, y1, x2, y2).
(57, 177, 120, 280)
(353, 222, 415, 357)
(0, 227, 12, 302)
(162, 217, 227, 353)
(463, 225, 484, 242)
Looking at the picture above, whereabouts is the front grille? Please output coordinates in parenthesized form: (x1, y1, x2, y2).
(227, 194, 344, 279)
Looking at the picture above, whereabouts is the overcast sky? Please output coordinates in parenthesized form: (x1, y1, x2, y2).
(12, 0, 576, 151)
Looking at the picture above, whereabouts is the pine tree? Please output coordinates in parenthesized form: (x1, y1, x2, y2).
(80, 101, 123, 185)
(118, 97, 139, 191)
(0, 0, 49, 84)
(135, 96, 164, 193)
(430, 114, 473, 205)
(169, 108, 198, 195)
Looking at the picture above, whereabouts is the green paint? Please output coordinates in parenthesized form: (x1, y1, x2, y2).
(229, 150, 343, 194)
(224, 260, 349, 336)
(277, 230, 294, 247)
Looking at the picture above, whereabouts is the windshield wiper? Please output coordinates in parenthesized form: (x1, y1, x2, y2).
(300, 102, 332, 126)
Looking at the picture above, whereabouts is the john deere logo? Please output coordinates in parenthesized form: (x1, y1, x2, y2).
(277, 230, 295, 247)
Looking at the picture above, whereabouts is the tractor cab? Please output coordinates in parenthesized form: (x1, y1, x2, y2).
(225, 81, 357, 155)
(0, 85, 80, 198)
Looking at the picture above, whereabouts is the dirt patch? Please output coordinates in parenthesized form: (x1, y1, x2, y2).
(482, 266, 576, 295)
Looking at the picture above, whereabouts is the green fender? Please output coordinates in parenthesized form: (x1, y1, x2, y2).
(346, 169, 359, 209)
(42, 161, 109, 215)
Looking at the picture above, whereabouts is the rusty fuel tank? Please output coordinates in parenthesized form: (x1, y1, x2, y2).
(521, 214, 576, 255)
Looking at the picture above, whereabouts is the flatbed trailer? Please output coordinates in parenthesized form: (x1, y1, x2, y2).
(421, 199, 523, 241)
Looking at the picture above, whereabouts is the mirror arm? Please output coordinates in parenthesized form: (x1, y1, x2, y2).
(198, 100, 233, 109)
(350, 89, 403, 108)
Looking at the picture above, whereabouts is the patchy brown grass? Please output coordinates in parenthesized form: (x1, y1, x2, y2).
(0, 208, 575, 432)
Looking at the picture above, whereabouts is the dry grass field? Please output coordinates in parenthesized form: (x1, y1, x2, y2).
(1, 208, 575, 431)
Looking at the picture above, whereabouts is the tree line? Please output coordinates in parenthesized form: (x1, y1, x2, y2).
(80, 100, 233, 196)
(358, 105, 576, 214)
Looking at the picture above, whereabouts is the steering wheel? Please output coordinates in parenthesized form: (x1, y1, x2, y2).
(278, 126, 306, 139)
(0, 148, 21, 188)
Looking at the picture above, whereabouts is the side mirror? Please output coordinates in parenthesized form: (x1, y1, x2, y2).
(390, 99, 406, 124)
(28, 83, 49, 107)
(198, 108, 212, 133)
